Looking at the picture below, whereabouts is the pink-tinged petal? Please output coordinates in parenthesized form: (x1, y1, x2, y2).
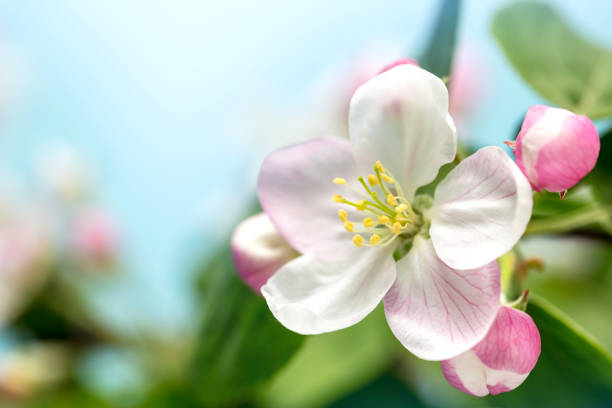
(441, 307, 540, 396)
(515, 105, 599, 192)
(472, 307, 541, 374)
(262, 246, 396, 334)
(231, 213, 299, 294)
(258, 137, 363, 262)
(383, 236, 500, 360)
(429, 146, 532, 270)
(349, 64, 457, 199)
(378, 58, 419, 74)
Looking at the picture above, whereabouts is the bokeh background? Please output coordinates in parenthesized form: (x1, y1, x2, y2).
(0, 0, 610, 407)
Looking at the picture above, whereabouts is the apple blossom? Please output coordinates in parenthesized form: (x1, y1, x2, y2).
(441, 306, 541, 396)
(231, 212, 298, 294)
(69, 207, 119, 269)
(514, 105, 599, 193)
(255, 64, 533, 360)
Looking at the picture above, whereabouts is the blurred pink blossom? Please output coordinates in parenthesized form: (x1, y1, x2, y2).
(69, 207, 119, 268)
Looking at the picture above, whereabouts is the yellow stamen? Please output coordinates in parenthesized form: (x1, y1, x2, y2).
(393, 222, 402, 234)
(333, 177, 347, 185)
(378, 215, 391, 225)
(374, 160, 385, 172)
(370, 234, 381, 245)
(352, 234, 365, 247)
(382, 174, 394, 183)
(387, 194, 397, 206)
(344, 221, 354, 232)
(395, 203, 408, 213)
(332, 195, 343, 203)
(367, 174, 378, 186)
(363, 217, 375, 228)
(338, 209, 347, 222)
(357, 200, 367, 211)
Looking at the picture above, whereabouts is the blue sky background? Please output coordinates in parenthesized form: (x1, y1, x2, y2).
(0, 0, 610, 331)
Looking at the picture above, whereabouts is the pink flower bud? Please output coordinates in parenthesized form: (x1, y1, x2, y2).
(378, 58, 419, 75)
(231, 213, 298, 294)
(514, 105, 599, 192)
(441, 306, 541, 396)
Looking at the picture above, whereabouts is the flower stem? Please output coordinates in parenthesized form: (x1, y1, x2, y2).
(524, 206, 611, 236)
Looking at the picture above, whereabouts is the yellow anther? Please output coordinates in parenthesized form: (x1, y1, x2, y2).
(395, 203, 408, 213)
(363, 217, 375, 228)
(386, 194, 397, 206)
(344, 221, 354, 232)
(332, 195, 343, 203)
(382, 174, 394, 183)
(357, 200, 367, 211)
(333, 177, 347, 185)
(370, 234, 382, 245)
(374, 160, 385, 172)
(393, 222, 402, 234)
(352, 234, 365, 247)
(378, 215, 391, 225)
(367, 174, 378, 186)
(338, 209, 347, 222)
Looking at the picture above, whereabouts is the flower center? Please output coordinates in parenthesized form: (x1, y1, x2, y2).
(332, 161, 428, 248)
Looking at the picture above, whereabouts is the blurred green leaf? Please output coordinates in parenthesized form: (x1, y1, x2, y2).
(419, 0, 460, 78)
(526, 185, 612, 237)
(485, 295, 612, 407)
(20, 388, 111, 408)
(589, 127, 612, 203)
(330, 372, 426, 408)
(492, 2, 612, 119)
(190, 243, 304, 406)
(261, 306, 401, 408)
(139, 383, 202, 408)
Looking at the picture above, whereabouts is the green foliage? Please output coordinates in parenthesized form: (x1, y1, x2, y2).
(492, 1, 612, 119)
(419, 0, 461, 78)
(19, 388, 111, 408)
(589, 127, 612, 203)
(260, 306, 401, 408)
(485, 295, 612, 407)
(330, 372, 426, 408)
(190, 243, 304, 407)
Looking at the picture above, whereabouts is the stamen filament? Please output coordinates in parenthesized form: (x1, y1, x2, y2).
(374, 167, 390, 196)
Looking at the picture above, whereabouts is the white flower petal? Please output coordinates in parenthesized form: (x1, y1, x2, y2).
(231, 213, 298, 294)
(349, 64, 457, 199)
(258, 137, 363, 262)
(383, 236, 500, 360)
(442, 350, 530, 396)
(261, 246, 396, 335)
(429, 146, 532, 270)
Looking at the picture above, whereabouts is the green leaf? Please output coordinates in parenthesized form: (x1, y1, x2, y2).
(589, 127, 612, 203)
(189, 243, 305, 406)
(492, 2, 612, 119)
(418, 0, 461, 78)
(485, 295, 612, 407)
(330, 372, 426, 408)
(24, 387, 111, 408)
(260, 306, 402, 408)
